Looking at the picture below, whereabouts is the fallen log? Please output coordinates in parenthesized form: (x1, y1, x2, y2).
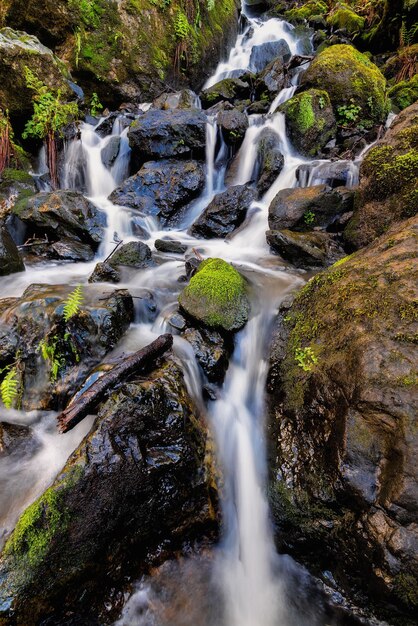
(58, 333, 173, 433)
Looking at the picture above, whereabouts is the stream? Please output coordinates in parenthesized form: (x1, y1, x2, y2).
(0, 3, 370, 625)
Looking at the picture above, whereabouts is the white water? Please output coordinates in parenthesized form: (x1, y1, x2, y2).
(0, 3, 366, 625)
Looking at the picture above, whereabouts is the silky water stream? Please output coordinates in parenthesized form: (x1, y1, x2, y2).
(0, 4, 367, 625)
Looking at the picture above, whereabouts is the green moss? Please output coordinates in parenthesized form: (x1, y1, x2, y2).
(178, 258, 249, 331)
(393, 573, 418, 607)
(388, 75, 418, 111)
(1, 168, 33, 184)
(327, 4, 365, 34)
(283, 91, 316, 132)
(285, 0, 327, 22)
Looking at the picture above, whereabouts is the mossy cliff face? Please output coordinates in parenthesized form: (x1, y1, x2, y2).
(300, 44, 388, 125)
(0, 359, 215, 624)
(267, 217, 418, 620)
(2, 0, 240, 106)
(344, 101, 418, 249)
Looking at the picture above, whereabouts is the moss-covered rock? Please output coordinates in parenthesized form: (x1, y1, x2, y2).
(0, 27, 72, 118)
(267, 217, 418, 619)
(284, 0, 327, 23)
(200, 77, 252, 108)
(344, 101, 418, 249)
(300, 44, 388, 125)
(179, 258, 250, 332)
(279, 88, 336, 156)
(388, 75, 418, 111)
(326, 3, 365, 34)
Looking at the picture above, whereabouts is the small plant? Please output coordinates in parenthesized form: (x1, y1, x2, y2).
(38, 336, 65, 381)
(318, 95, 326, 110)
(89, 92, 103, 117)
(0, 365, 19, 409)
(63, 285, 83, 322)
(207, 0, 215, 11)
(295, 346, 318, 372)
(303, 210, 315, 226)
(337, 102, 362, 126)
(22, 68, 79, 188)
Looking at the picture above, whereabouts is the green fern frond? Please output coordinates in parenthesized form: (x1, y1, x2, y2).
(1, 366, 19, 409)
(63, 285, 83, 322)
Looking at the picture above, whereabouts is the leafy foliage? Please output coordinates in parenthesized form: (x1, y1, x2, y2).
(63, 286, 84, 322)
(0, 366, 19, 409)
(337, 102, 362, 126)
(174, 9, 190, 40)
(38, 336, 65, 381)
(295, 347, 318, 372)
(89, 92, 103, 117)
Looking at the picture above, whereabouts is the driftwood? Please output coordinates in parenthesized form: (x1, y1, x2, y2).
(58, 333, 173, 433)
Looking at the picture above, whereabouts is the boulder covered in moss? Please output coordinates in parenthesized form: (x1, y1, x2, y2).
(279, 89, 336, 156)
(0, 284, 134, 411)
(0, 27, 72, 118)
(200, 76, 252, 108)
(179, 258, 250, 332)
(388, 75, 418, 112)
(344, 101, 418, 249)
(0, 169, 36, 212)
(326, 4, 365, 34)
(267, 217, 418, 619)
(89, 241, 153, 284)
(266, 228, 344, 268)
(284, 0, 328, 24)
(0, 226, 24, 276)
(300, 44, 388, 125)
(0, 357, 215, 624)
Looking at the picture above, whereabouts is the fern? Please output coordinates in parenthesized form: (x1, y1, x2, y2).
(63, 285, 83, 322)
(174, 10, 190, 40)
(0, 366, 19, 409)
(38, 336, 65, 381)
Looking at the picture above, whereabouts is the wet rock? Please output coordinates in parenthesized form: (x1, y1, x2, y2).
(0, 226, 24, 276)
(267, 217, 418, 618)
(190, 185, 257, 239)
(128, 109, 207, 163)
(109, 160, 205, 227)
(49, 239, 95, 262)
(296, 160, 358, 188)
(249, 39, 291, 73)
(100, 136, 121, 169)
(181, 327, 230, 383)
(344, 102, 418, 250)
(89, 241, 153, 284)
(0, 358, 215, 624)
(185, 257, 201, 278)
(154, 239, 188, 254)
(279, 89, 337, 157)
(217, 109, 249, 142)
(255, 129, 285, 195)
(0, 284, 134, 411)
(153, 89, 199, 110)
(0, 421, 33, 456)
(0, 27, 73, 118)
(269, 185, 354, 231)
(266, 228, 345, 268)
(0, 168, 36, 218)
(179, 258, 250, 332)
(168, 312, 187, 331)
(200, 77, 252, 108)
(11, 191, 105, 249)
(95, 113, 129, 138)
(255, 56, 287, 98)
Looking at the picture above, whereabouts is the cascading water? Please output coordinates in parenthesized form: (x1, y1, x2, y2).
(0, 3, 372, 625)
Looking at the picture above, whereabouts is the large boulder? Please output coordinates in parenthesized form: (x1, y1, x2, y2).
(217, 108, 249, 143)
(300, 44, 388, 125)
(266, 229, 345, 269)
(0, 27, 72, 119)
(200, 77, 252, 108)
(189, 185, 257, 239)
(255, 128, 285, 195)
(109, 160, 205, 227)
(279, 89, 337, 157)
(269, 185, 354, 231)
(128, 109, 207, 164)
(344, 101, 418, 249)
(255, 56, 288, 99)
(179, 258, 250, 333)
(0, 284, 133, 411)
(249, 39, 291, 73)
(267, 217, 418, 619)
(0, 226, 24, 276)
(89, 241, 153, 284)
(10, 191, 106, 249)
(0, 357, 215, 624)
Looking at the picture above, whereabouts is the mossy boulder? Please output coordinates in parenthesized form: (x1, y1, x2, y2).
(179, 258, 250, 332)
(344, 101, 418, 249)
(0, 27, 72, 118)
(300, 44, 388, 125)
(266, 228, 344, 269)
(0, 357, 214, 624)
(0, 168, 37, 214)
(279, 89, 336, 157)
(326, 3, 365, 34)
(284, 1, 327, 23)
(200, 77, 252, 108)
(388, 75, 418, 112)
(89, 241, 153, 283)
(267, 217, 418, 619)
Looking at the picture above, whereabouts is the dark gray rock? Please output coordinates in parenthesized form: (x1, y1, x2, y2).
(11, 191, 105, 248)
(255, 129, 285, 195)
(181, 326, 231, 383)
(255, 56, 287, 97)
(89, 241, 153, 283)
(49, 239, 95, 262)
(152, 89, 199, 110)
(128, 109, 207, 162)
(249, 40, 291, 73)
(268, 185, 354, 231)
(200, 77, 252, 108)
(266, 228, 345, 269)
(109, 160, 205, 226)
(297, 160, 359, 188)
(217, 109, 249, 142)
(0, 226, 24, 276)
(154, 239, 188, 254)
(101, 136, 121, 169)
(190, 185, 257, 239)
(95, 113, 130, 137)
